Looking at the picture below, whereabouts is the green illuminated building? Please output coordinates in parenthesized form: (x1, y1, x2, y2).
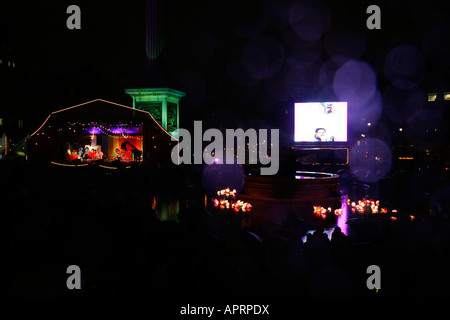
(125, 88, 185, 135)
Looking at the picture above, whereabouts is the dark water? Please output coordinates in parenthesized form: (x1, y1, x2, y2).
(154, 189, 352, 240)
(152, 193, 180, 223)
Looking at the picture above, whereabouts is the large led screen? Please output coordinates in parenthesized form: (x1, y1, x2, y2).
(294, 102, 347, 142)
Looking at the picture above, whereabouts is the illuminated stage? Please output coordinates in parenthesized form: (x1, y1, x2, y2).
(27, 99, 177, 165)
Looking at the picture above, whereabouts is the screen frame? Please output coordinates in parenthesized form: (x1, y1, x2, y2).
(293, 101, 348, 146)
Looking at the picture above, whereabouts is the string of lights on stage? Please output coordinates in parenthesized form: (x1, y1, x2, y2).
(54, 121, 144, 140)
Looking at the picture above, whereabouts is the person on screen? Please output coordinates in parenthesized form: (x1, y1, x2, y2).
(314, 128, 334, 142)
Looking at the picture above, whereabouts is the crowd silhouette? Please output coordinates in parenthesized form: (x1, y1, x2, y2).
(1, 160, 450, 300)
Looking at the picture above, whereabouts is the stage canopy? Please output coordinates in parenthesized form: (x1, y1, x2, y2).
(27, 99, 177, 164)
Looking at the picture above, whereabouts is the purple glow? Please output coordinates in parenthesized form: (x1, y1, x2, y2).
(384, 45, 425, 90)
(110, 127, 142, 134)
(333, 60, 377, 104)
(202, 164, 244, 197)
(337, 195, 349, 236)
(288, 0, 331, 42)
(88, 127, 102, 134)
(332, 60, 382, 129)
(86, 125, 143, 135)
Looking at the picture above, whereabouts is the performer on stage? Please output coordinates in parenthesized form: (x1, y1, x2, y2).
(114, 147, 121, 160)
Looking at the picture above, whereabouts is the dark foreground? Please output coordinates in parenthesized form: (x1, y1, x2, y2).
(1, 160, 450, 302)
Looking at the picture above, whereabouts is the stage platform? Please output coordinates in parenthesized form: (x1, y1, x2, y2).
(290, 146, 349, 165)
(237, 171, 342, 228)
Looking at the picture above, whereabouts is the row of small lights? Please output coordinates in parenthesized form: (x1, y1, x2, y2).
(348, 198, 415, 222)
(34, 121, 144, 141)
(212, 188, 252, 213)
(314, 198, 415, 222)
(313, 206, 343, 220)
(50, 161, 131, 170)
(87, 126, 143, 140)
(348, 198, 386, 214)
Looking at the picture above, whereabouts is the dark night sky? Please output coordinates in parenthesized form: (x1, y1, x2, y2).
(1, 0, 450, 136)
